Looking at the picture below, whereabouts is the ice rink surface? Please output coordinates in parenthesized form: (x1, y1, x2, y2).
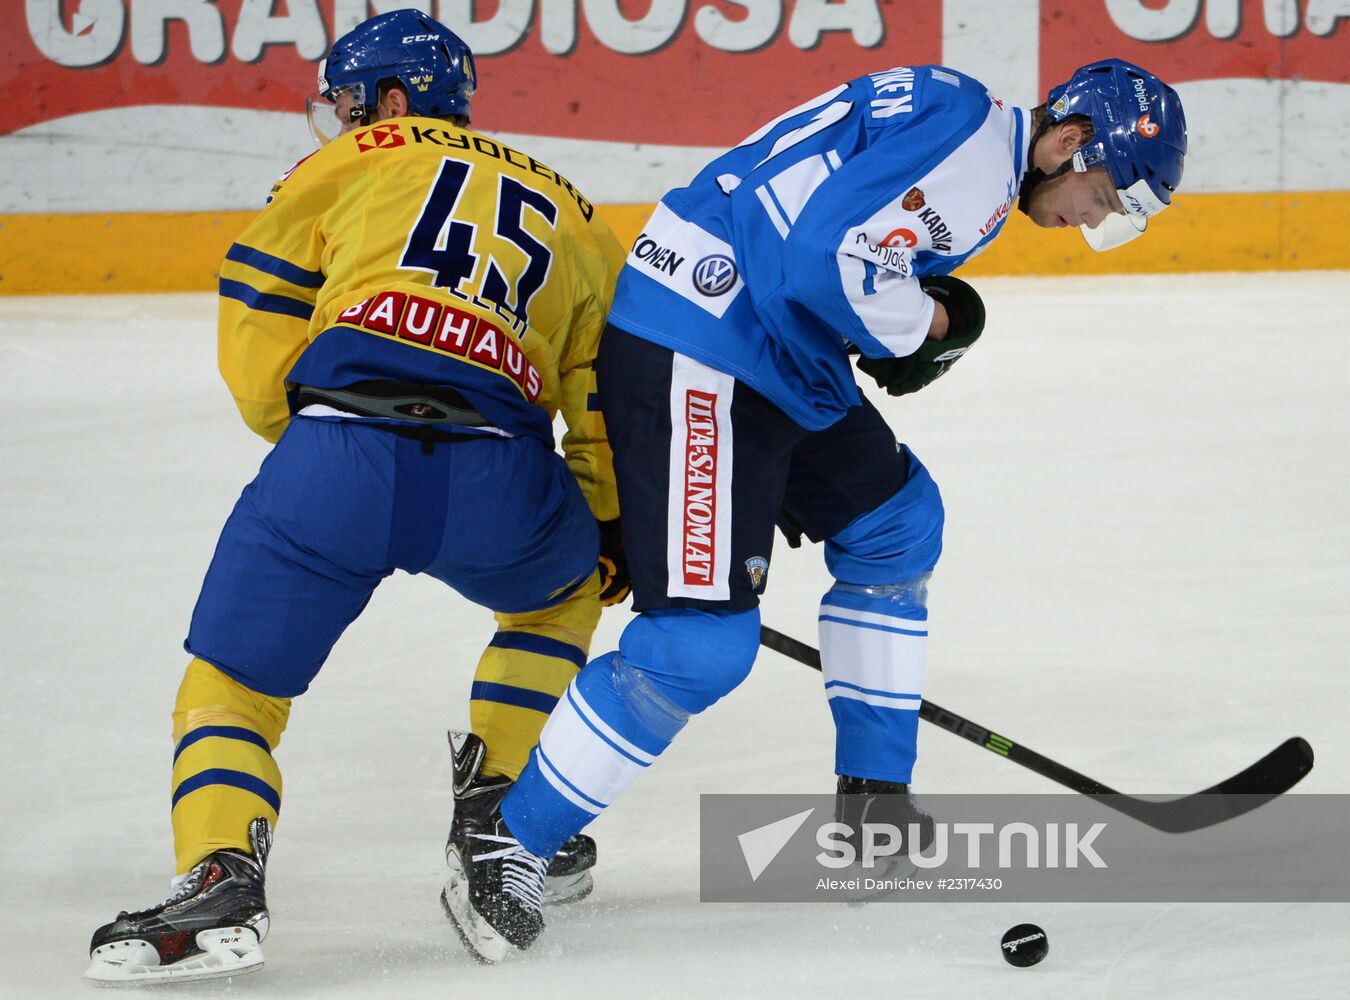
(3, 273, 1348, 998)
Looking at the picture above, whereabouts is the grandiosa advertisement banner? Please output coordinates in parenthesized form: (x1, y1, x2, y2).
(4, 1, 1349, 289)
(9, 1, 1348, 145)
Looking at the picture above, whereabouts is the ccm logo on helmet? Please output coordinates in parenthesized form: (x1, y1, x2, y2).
(402, 33, 439, 43)
(1137, 114, 1159, 138)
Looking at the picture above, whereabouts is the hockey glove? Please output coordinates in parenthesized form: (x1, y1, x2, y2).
(855, 274, 985, 397)
(596, 518, 631, 606)
(776, 506, 807, 549)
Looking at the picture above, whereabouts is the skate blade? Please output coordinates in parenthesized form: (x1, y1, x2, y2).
(441, 850, 511, 965)
(85, 926, 264, 986)
(543, 870, 594, 907)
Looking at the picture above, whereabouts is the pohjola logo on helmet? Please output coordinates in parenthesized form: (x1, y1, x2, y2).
(693, 255, 737, 296)
(1132, 75, 1150, 112)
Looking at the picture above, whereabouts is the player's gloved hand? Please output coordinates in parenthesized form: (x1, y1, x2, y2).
(776, 507, 807, 549)
(596, 518, 630, 606)
(856, 274, 985, 397)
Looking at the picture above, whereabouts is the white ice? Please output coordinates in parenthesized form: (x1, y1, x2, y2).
(2, 273, 1348, 998)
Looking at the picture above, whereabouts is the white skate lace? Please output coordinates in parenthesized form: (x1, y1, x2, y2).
(123, 862, 207, 919)
(137, 843, 262, 918)
(470, 834, 549, 913)
(165, 869, 202, 904)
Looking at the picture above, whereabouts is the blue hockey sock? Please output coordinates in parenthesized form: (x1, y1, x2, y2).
(502, 651, 690, 857)
(819, 580, 928, 783)
(502, 608, 759, 857)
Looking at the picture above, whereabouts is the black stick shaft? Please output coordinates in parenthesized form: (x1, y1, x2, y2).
(760, 624, 1313, 833)
(758, 624, 1118, 795)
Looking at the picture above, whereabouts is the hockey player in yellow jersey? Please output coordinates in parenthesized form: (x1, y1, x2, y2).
(86, 10, 627, 983)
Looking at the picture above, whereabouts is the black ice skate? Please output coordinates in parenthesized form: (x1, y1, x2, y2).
(447, 731, 597, 905)
(835, 774, 936, 903)
(442, 804, 550, 963)
(541, 826, 598, 905)
(85, 817, 272, 985)
(441, 732, 551, 962)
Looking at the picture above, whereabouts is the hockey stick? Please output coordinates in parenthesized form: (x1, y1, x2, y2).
(760, 625, 1314, 834)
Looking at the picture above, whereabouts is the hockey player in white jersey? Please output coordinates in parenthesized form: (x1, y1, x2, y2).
(435, 60, 1187, 959)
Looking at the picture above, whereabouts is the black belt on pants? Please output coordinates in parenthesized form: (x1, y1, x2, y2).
(294, 380, 494, 454)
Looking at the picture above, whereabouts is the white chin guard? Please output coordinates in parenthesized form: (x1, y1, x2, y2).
(1081, 211, 1148, 252)
(1080, 173, 1169, 252)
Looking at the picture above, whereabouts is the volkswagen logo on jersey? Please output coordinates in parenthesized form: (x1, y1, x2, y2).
(693, 255, 738, 297)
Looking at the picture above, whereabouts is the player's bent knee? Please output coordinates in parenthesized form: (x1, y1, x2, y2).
(595, 651, 692, 743)
(824, 447, 945, 584)
(828, 574, 933, 615)
(617, 607, 761, 714)
(173, 658, 292, 748)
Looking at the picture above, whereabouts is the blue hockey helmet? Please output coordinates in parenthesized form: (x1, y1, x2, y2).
(1041, 59, 1188, 251)
(308, 9, 476, 145)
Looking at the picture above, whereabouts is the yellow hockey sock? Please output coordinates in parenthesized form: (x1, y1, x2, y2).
(471, 571, 602, 780)
(170, 658, 291, 874)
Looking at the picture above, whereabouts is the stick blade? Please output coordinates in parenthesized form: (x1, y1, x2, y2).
(1113, 737, 1315, 834)
(1202, 736, 1314, 795)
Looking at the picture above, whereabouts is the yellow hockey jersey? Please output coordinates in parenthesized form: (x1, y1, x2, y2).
(217, 117, 624, 520)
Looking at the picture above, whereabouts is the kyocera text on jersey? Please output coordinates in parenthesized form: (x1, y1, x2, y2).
(399, 124, 596, 222)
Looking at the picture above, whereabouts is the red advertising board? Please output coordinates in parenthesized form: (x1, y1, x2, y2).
(5, 1, 941, 145)
(1040, 0, 1350, 94)
(5, 2, 1348, 146)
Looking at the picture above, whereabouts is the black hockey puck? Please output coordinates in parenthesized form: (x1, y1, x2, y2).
(1001, 923, 1048, 967)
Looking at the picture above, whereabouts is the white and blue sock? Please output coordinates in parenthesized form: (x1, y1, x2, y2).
(818, 580, 928, 783)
